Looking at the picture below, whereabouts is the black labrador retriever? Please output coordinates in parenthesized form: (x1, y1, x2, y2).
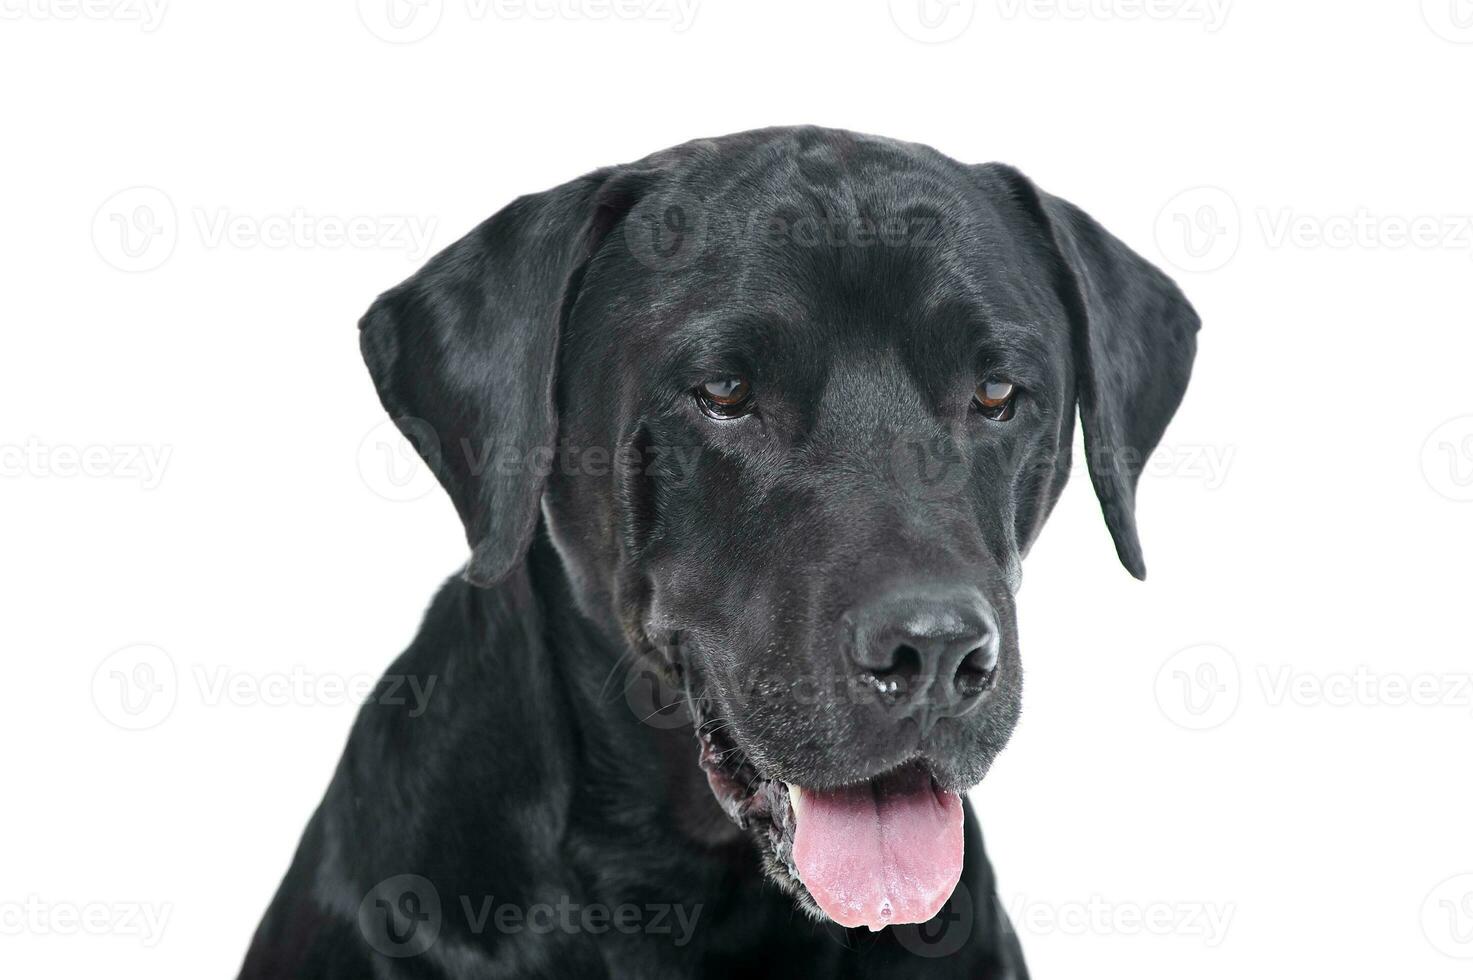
(240, 126, 1198, 978)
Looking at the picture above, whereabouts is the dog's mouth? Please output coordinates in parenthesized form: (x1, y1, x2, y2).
(692, 704, 964, 931)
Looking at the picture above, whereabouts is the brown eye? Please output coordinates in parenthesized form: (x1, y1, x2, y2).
(696, 376, 752, 417)
(973, 380, 1017, 421)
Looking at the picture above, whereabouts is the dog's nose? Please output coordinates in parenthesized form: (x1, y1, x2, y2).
(845, 588, 999, 734)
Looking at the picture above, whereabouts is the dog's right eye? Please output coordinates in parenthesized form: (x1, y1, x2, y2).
(695, 376, 753, 418)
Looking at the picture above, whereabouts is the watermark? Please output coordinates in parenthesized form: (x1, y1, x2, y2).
(624, 640, 998, 733)
(194, 207, 436, 260)
(1157, 645, 1473, 730)
(1005, 894, 1235, 946)
(1258, 665, 1473, 713)
(357, 0, 697, 43)
(193, 666, 437, 715)
(357, 0, 444, 42)
(1423, 873, 1473, 958)
(1157, 185, 1473, 273)
(356, 417, 705, 503)
(0, 437, 172, 489)
(889, 0, 976, 43)
(995, 0, 1231, 32)
(0, 896, 172, 947)
(1155, 186, 1241, 274)
(1259, 208, 1473, 255)
(92, 186, 177, 273)
(884, 428, 973, 501)
(884, 432, 1235, 500)
(1141, 443, 1235, 490)
(893, 882, 975, 957)
(0, 0, 167, 30)
(1154, 643, 1240, 731)
(92, 644, 439, 730)
(623, 189, 710, 272)
(623, 662, 692, 731)
(92, 187, 437, 272)
(357, 874, 701, 958)
(1421, 415, 1473, 502)
(357, 418, 442, 503)
(92, 644, 178, 731)
(1422, 0, 1473, 43)
(622, 197, 959, 273)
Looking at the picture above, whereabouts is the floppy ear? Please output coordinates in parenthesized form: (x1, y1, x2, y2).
(979, 165, 1200, 579)
(359, 167, 641, 587)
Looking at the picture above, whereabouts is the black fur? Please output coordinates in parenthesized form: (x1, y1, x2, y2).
(240, 126, 1198, 978)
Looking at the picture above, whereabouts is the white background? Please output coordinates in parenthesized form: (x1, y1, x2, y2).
(3, 1, 1472, 976)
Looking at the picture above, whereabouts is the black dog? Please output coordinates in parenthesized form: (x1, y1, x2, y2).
(240, 126, 1198, 978)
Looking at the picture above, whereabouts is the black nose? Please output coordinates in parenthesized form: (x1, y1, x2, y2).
(845, 588, 1000, 735)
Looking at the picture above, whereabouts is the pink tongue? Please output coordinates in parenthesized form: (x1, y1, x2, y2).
(791, 767, 964, 931)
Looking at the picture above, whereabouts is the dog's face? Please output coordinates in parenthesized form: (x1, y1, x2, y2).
(361, 127, 1197, 931)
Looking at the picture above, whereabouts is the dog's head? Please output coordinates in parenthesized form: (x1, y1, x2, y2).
(360, 127, 1197, 931)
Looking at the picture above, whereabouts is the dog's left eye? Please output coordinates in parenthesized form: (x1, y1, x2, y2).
(973, 380, 1017, 421)
(696, 376, 753, 418)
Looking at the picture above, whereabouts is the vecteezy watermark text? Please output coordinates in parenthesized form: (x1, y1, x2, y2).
(995, 0, 1230, 32)
(1005, 894, 1235, 946)
(1156, 186, 1473, 273)
(91, 643, 439, 731)
(357, 874, 701, 958)
(0, 438, 172, 488)
(0, 0, 167, 30)
(1156, 644, 1473, 731)
(357, 0, 698, 43)
(92, 186, 437, 273)
(0, 896, 172, 947)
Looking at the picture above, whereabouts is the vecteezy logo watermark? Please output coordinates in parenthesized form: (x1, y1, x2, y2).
(1423, 873, 1473, 958)
(358, 875, 442, 958)
(0, 438, 172, 488)
(883, 428, 971, 501)
(893, 882, 974, 957)
(91, 644, 179, 731)
(623, 190, 710, 272)
(0, 0, 167, 30)
(358, 0, 697, 42)
(357, 0, 445, 42)
(1005, 894, 1235, 946)
(1158, 650, 1473, 730)
(92, 186, 177, 273)
(192, 666, 437, 715)
(624, 196, 957, 272)
(357, 417, 443, 503)
(1155, 186, 1241, 274)
(356, 417, 705, 503)
(1421, 416, 1473, 502)
(889, 0, 976, 43)
(994, 0, 1231, 32)
(357, 875, 702, 956)
(1157, 186, 1473, 273)
(1422, 0, 1473, 43)
(92, 187, 437, 272)
(623, 663, 692, 731)
(193, 207, 436, 258)
(91, 645, 438, 730)
(1154, 644, 1240, 731)
(0, 896, 173, 947)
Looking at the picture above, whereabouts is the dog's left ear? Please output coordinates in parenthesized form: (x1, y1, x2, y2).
(976, 164, 1200, 579)
(359, 166, 648, 587)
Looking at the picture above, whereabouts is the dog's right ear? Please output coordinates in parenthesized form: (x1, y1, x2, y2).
(359, 167, 648, 587)
(973, 163, 1200, 580)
